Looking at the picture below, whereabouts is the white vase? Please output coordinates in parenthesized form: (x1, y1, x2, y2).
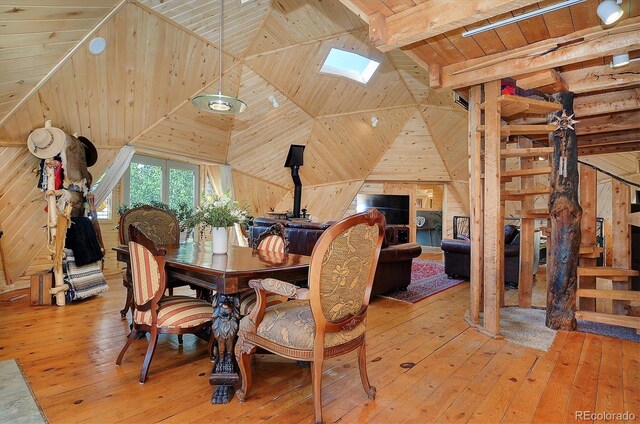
(211, 227, 228, 254)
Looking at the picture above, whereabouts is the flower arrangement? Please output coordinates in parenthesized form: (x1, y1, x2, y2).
(193, 193, 249, 229)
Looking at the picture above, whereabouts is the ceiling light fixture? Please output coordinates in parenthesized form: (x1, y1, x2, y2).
(88, 37, 107, 55)
(192, 0, 246, 114)
(597, 0, 624, 25)
(268, 95, 280, 108)
(609, 52, 640, 68)
(371, 116, 379, 127)
(462, 0, 586, 37)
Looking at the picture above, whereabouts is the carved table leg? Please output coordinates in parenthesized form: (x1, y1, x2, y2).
(120, 267, 134, 318)
(209, 293, 241, 404)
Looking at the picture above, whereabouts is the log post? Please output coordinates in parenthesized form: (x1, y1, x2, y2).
(579, 164, 597, 311)
(483, 80, 503, 337)
(546, 92, 582, 330)
(468, 85, 483, 324)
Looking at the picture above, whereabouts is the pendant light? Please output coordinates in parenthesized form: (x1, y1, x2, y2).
(192, 0, 246, 114)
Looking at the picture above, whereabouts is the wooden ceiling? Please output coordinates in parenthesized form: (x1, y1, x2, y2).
(347, 0, 640, 172)
(0, 0, 638, 190)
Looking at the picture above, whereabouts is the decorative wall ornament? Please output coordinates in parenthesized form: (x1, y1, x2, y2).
(551, 110, 579, 135)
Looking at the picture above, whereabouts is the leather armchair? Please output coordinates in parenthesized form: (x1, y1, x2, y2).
(440, 224, 537, 287)
(250, 217, 421, 296)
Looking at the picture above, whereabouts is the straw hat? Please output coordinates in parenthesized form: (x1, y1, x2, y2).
(27, 120, 67, 159)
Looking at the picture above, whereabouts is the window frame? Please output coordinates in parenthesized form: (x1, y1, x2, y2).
(123, 154, 200, 209)
(319, 48, 380, 85)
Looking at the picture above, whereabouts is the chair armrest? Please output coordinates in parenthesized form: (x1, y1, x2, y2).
(249, 278, 308, 300)
(245, 279, 309, 332)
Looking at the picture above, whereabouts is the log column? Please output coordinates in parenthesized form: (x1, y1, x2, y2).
(546, 92, 582, 330)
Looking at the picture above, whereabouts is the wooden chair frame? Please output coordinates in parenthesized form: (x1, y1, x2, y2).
(115, 225, 212, 383)
(118, 205, 183, 318)
(235, 209, 385, 424)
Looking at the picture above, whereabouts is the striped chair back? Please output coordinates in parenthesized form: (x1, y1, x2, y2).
(251, 222, 289, 253)
(258, 235, 286, 253)
(128, 240, 163, 307)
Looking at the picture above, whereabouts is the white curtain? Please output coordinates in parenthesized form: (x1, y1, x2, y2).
(92, 145, 135, 204)
(218, 165, 247, 247)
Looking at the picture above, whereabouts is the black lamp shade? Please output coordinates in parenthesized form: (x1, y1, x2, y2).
(284, 145, 305, 168)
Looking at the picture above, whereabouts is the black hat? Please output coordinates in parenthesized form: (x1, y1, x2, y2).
(78, 136, 98, 167)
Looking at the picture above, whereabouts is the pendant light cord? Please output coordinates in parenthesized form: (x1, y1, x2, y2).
(218, 0, 223, 96)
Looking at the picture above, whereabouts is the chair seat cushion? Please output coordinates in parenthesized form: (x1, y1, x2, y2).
(239, 290, 289, 316)
(239, 300, 365, 350)
(134, 295, 212, 328)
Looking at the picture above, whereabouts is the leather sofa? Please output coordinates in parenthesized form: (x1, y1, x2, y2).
(440, 224, 522, 287)
(250, 217, 422, 296)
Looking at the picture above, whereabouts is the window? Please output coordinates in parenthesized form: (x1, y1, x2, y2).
(123, 155, 199, 210)
(91, 174, 112, 221)
(320, 48, 380, 84)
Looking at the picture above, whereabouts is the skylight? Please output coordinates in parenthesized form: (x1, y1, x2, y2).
(320, 48, 380, 84)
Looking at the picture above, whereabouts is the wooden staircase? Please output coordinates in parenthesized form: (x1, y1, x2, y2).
(575, 176, 640, 332)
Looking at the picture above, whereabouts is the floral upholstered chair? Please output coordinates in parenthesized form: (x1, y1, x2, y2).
(115, 225, 213, 383)
(238, 222, 291, 316)
(235, 209, 385, 424)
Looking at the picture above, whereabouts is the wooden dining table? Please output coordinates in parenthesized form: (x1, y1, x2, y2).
(113, 243, 310, 404)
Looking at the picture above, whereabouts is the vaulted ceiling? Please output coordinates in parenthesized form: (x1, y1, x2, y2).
(0, 0, 638, 189)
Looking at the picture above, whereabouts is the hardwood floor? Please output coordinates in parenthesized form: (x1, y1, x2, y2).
(0, 276, 637, 423)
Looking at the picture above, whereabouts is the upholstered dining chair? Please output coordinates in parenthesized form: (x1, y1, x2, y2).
(116, 225, 213, 383)
(235, 209, 385, 424)
(118, 205, 187, 318)
(239, 222, 291, 316)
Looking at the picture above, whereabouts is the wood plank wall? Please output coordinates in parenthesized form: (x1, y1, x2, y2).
(276, 181, 365, 223)
(232, 170, 290, 217)
(0, 2, 226, 148)
(0, 147, 121, 292)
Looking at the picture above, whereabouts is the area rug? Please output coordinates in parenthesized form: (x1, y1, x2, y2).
(495, 307, 557, 352)
(0, 359, 46, 423)
(577, 319, 640, 343)
(379, 260, 464, 304)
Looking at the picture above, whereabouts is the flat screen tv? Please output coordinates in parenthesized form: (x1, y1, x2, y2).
(356, 194, 410, 225)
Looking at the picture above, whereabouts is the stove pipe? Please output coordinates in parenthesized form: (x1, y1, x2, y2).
(284, 145, 305, 218)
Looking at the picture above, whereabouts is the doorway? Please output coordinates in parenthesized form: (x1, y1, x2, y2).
(415, 184, 443, 247)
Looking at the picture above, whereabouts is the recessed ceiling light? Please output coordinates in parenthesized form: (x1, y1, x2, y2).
(268, 95, 280, 108)
(88, 37, 107, 55)
(371, 116, 378, 127)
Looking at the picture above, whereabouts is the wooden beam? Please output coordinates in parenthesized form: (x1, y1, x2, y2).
(369, 0, 540, 52)
(429, 63, 442, 88)
(577, 130, 640, 147)
(629, 212, 640, 227)
(516, 69, 567, 93)
(579, 164, 597, 312)
(440, 17, 640, 89)
(483, 80, 503, 337)
(338, 0, 369, 23)
(562, 62, 640, 94)
(611, 180, 631, 314)
(574, 88, 640, 117)
(578, 141, 640, 156)
(468, 85, 483, 325)
(518, 138, 534, 308)
(576, 110, 640, 136)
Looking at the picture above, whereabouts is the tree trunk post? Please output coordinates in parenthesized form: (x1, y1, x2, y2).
(546, 91, 582, 331)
